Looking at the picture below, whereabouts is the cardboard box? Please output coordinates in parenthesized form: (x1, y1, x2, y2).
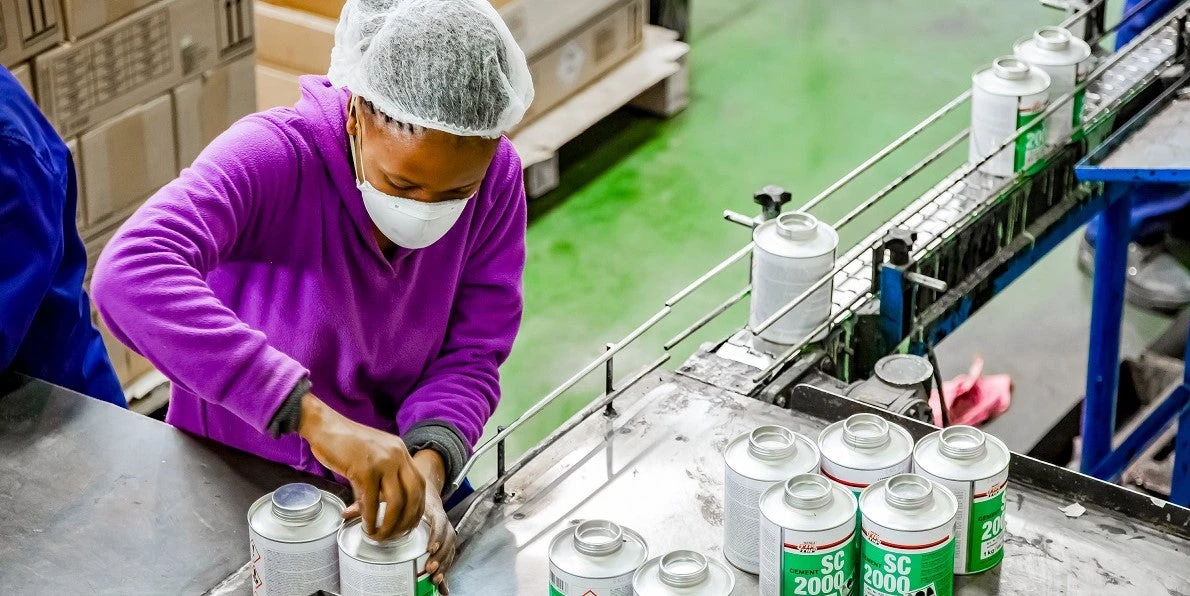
(79, 94, 177, 230)
(64, 137, 85, 229)
(33, 0, 248, 139)
(255, 62, 302, 111)
(0, 0, 63, 67)
(9, 59, 31, 97)
(58, 0, 156, 41)
(255, 2, 334, 75)
(173, 54, 257, 167)
(521, 0, 645, 124)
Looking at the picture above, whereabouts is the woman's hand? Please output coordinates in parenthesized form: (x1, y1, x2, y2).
(412, 450, 457, 595)
(298, 393, 426, 540)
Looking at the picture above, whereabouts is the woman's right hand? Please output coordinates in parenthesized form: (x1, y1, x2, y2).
(297, 393, 426, 541)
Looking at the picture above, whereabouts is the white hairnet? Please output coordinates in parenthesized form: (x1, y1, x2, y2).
(327, 0, 534, 138)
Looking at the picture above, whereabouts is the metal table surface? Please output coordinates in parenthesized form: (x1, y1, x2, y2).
(0, 376, 346, 595)
(450, 370, 1190, 595)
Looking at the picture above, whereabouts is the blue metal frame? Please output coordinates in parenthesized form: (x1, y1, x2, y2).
(1075, 80, 1190, 505)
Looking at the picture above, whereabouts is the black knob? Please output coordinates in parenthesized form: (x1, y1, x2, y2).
(753, 185, 792, 221)
(882, 228, 917, 266)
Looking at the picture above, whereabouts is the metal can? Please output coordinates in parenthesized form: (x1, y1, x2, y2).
(913, 425, 1010, 575)
(337, 518, 437, 596)
(632, 550, 736, 595)
(749, 212, 839, 355)
(759, 474, 858, 596)
(819, 414, 914, 496)
(970, 56, 1051, 177)
(247, 483, 346, 596)
(1014, 26, 1093, 143)
(724, 425, 821, 574)
(549, 519, 649, 596)
(859, 474, 957, 596)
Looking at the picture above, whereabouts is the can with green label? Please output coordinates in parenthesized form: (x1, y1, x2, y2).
(1013, 26, 1093, 143)
(337, 518, 438, 596)
(913, 426, 1010, 575)
(818, 414, 914, 496)
(759, 474, 857, 596)
(970, 56, 1051, 177)
(859, 474, 957, 596)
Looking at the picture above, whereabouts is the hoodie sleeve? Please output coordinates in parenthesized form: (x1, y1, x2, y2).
(90, 116, 309, 432)
(397, 148, 527, 484)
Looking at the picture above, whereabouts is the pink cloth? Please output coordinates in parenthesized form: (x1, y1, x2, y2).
(929, 356, 1012, 427)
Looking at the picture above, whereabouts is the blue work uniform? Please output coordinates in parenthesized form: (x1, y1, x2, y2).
(0, 67, 125, 407)
(1086, 0, 1190, 246)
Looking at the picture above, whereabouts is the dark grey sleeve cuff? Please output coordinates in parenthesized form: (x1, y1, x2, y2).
(403, 420, 469, 495)
(267, 377, 312, 438)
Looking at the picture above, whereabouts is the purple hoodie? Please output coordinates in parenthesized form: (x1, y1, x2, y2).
(91, 76, 526, 481)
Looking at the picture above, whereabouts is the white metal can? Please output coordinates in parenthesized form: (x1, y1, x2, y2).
(759, 474, 858, 596)
(247, 483, 346, 596)
(913, 425, 1010, 575)
(337, 518, 438, 596)
(632, 550, 736, 595)
(859, 474, 957, 596)
(549, 519, 649, 596)
(749, 212, 839, 355)
(818, 413, 914, 495)
(970, 56, 1051, 177)
(1014, 26, 1093, 143)
(723, 425, 821, 574)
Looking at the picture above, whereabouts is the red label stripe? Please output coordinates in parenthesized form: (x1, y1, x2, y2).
(870, 535, 951, 551)
(783, 528, 856, 552)
(820, 469, 869, 489)
(974, 491, 991, 498)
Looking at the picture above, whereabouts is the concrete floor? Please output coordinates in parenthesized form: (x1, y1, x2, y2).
(485, 0, 1158, 465)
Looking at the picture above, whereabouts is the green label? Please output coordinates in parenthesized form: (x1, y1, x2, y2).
(1070, 88, 1088, 142)
(861, 537, 954, 596)
(968, 490, 1006, 572)
(549, 587, 562, 596)
(781, 536, 857, 596)
(1014, 110, 1046, 174)
(417, 574, 438, 596)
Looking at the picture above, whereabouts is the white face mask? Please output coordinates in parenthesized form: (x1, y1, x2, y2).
(348, 103, 471, 250)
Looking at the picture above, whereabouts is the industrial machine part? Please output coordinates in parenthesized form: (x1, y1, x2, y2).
(858, 474, 958, 596)
(548, 520, 649, 596)
(337, 518, 435, 596)
(844, 354, 934, 422)
(758, 474, 858, 596)
(1014, 26, 1094, 142)
(818, 414, 915, 494)
(248, 483, 345, 596)
(632, 550, 736, 596)
(914, 426, 1011, 575)
(970, 56, 1052, 176)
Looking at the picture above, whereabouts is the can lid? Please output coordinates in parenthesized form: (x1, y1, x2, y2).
(884, 474, 933, 510)
(574, 520, 624, 556)
(339, 517, 430, 564)
(782, 474, 833, 510)
(1035, 26, 1071, 51)
(658, 551, 709, 588)
(842, 413, 891, 449)
(747, 425, 799, 461)
(634, 551, 735, 595)
(992, 56, 1031, 81)
(271, 483, 323, 523)
(775, 212, 818, 241)
(873, 354, 933, 387)
(938, 425, 988, 460)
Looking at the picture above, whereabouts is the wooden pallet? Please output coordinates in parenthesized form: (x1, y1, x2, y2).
(512, 26, 690, 199)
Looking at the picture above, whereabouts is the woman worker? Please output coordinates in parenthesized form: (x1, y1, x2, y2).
(91, 0, 534, 590)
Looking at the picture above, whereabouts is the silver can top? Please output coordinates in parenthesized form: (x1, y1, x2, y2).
(859, 474, 956, 533)
(760, 474, 857, 534)
(752, 212, 839, 259)
(632, 550, 735, 595)
(338, 517, 430, 565)
(873, 354, 933, 387)
(973, 56, 1051, 97)
(248, 484, 345, 543)
(548, 520, 648, 580)
(914, 426, 1011, 482)
(818, 414, 914, 474)
(1013, 26, 1092, 67)
(724, 425, 820, 482)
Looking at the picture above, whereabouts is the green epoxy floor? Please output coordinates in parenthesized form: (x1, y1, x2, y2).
(484, 0, 1144, 466)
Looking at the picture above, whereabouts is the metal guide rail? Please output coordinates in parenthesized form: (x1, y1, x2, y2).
(448, 370, 1190, 595)
(451, 0, 1189, 516)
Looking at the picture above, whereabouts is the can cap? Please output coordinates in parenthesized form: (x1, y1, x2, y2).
(873, 354, 933, 387)
(775, 212, 819, 241)
(992, 56, 1030, 81)
(748, 425, 799, 461)
(574, 520, 624, 556)
(271, 483, 323, 523)
(884, 474, 933, 510)
(783, 473, 834, 510)
(938, 425, 988, 460)
(1035, 26, 1071, 51)
(842, 413, 892, 449)
(658, 550, 709, 588)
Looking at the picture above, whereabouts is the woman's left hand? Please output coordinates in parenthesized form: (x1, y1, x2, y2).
(422, 485, 457, 594)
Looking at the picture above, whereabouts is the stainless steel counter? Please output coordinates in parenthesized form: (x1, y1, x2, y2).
(450, 370, 1190, 595)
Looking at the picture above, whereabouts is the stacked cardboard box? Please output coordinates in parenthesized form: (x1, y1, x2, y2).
(2, 0, 257, 388)
(254, 0, 647, 129)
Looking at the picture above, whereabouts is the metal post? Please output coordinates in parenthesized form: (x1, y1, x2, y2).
(604, 344, 617, 417)
(879, 265, 907, 349)
(494, 425, 508, 504)
(1081, 183, 1133, 475)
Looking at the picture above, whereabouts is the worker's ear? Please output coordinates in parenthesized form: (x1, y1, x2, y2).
(346, 95, 359, 138)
